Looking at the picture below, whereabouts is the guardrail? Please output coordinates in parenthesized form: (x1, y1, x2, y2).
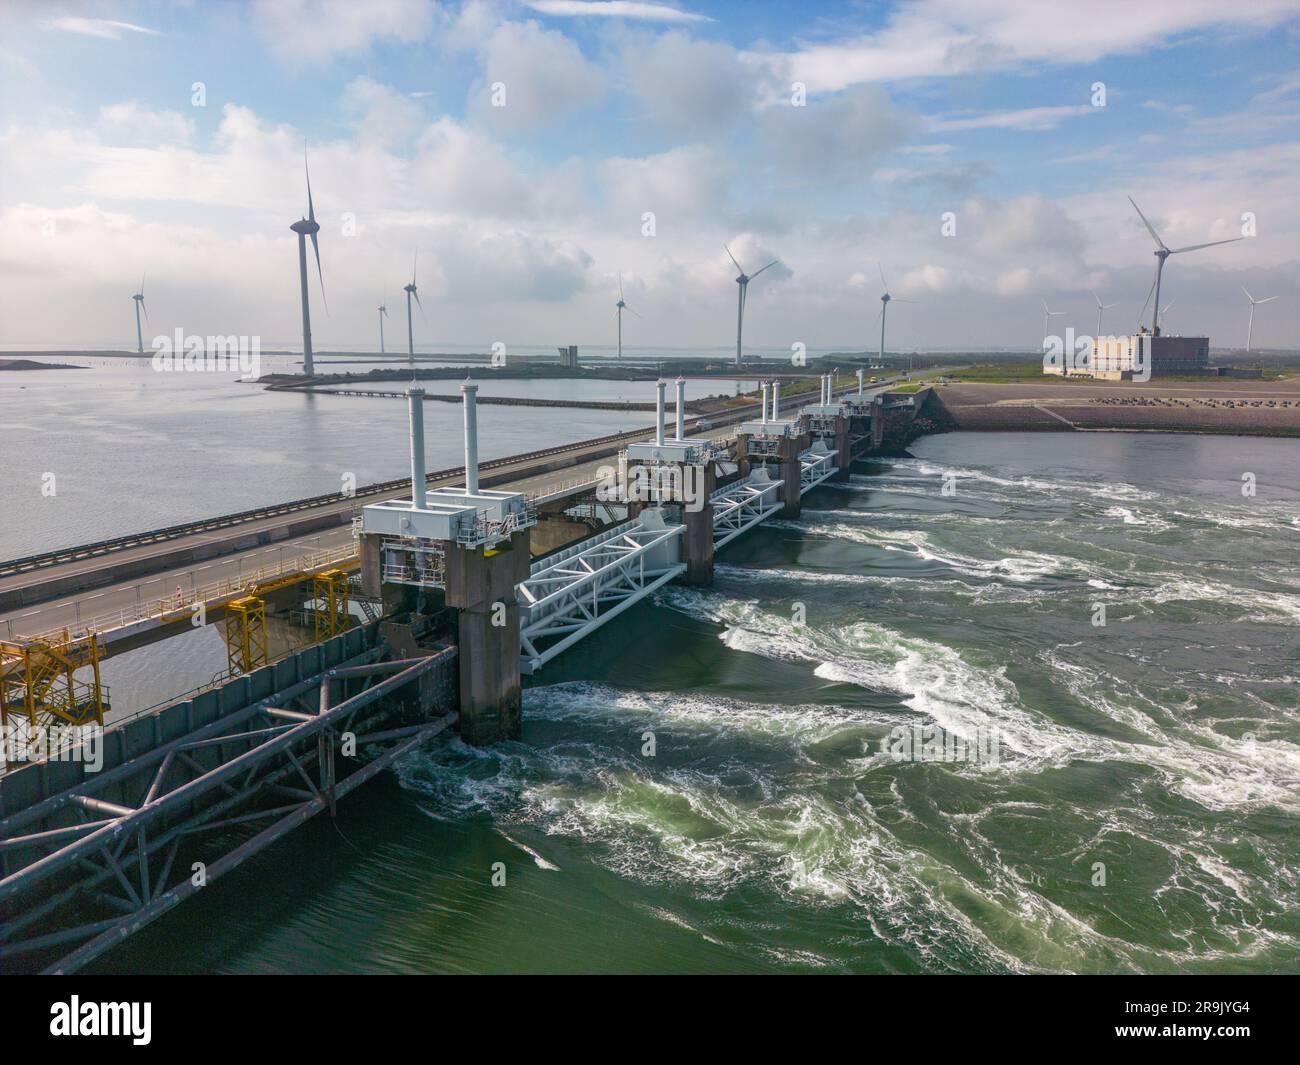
(20, 544, 359, 644)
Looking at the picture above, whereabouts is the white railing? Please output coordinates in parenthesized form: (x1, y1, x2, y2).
(454, 497, 539, 548)
(518, 518, 684, 673)
(381, 539, 445, 587)
(710, 478, 784, 548)
(528, 477, 601, 505)
(799, 448, 837, 494)
(19, 543, 359, 644)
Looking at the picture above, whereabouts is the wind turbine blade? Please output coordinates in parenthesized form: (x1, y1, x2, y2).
(1170, 237, 1241, 255)
(625, 305, 642, 319)
(1127, 196, 1167, 250)
(140, 300, 148, 324)
(892, 298, 917, 304)
(724, 245, 743, 273)
(1090, 289, 1102, 307)
(1041, 299, 1050, 314)
(1137, 276, 1156, 326)
(1257, 296, 1280, 304)
(412, 251, 418, 285)
(878, 263, 887, 291)
(310, 230, 326, 312)
(140, 273, 146, 297)
(1241, 286, 1254, 302)
(414, 290, 425, 320)
(619, 272, 624, 301)
(751, 259, 780, 279)
(304, 149, 316, 225)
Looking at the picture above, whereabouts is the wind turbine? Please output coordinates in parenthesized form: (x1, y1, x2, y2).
(1041, 299, 1066, 344)
(615, 273, 640, 361)
(131, 274, 148, 354)
(403, 252, 423, 375)
(877, 265, 917, 369)
(1242, 286, 1279, 353)
(378, 296, 388, 355)
(1128, 196, 1240, 336)
(1090, 290, 1116, 337)
(726, 245, 780, 368)
(1159, 300, 1175, 334)
(289, 151, 326, 376)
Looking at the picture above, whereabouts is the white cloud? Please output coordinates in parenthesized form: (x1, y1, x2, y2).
(43, 18, 161, 40)
(747, 0, 1300, 92)
(252, 0, 433, 62)
(98, 102, 195, 144)
(759, 84, 906, 180)
(599, 145, 734, 219)
(621, 31, 756, 134)
(341, 77, 425, 144)
(526, 1, 710, 22)
(928, 104, 1096, 132)
(468, 18, 607, 133)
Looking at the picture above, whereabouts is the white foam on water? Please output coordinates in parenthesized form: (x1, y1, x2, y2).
(496, 828, 561, 870)
(637, 904, 725, 946)
(1038, 652, 1300, 814)
(1104, 505, 1174, 532)
(396, 448, 1298, 973)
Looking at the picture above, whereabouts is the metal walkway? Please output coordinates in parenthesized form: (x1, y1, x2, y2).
(519, 447, 837, 673)
(518, 514, 685, 674)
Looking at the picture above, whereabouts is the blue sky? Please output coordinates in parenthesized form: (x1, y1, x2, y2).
(1, 0, 1298, 352)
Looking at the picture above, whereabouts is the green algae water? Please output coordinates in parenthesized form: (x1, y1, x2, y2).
(98, 431, 1300, 974)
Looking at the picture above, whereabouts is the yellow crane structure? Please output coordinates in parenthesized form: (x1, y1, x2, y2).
(1, 630, 108, 761)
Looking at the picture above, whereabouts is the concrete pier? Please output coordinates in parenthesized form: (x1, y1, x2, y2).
(778, 434, 805, 518)
(682, 462, 716, 585)
(442, 531, 531, 744)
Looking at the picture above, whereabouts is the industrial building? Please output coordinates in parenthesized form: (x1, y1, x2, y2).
(1045, 331, 1212, 380)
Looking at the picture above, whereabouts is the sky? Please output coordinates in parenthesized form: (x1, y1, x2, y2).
(1, 0, 1298, 354)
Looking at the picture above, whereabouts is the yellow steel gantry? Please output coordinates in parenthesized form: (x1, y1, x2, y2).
(223, 596, 268, 676)
(312, 568, 351, 641)
(220, 557, 354, 676)
(1, 630, 108, 760)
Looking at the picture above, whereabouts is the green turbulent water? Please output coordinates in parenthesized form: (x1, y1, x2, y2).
(103, 431, 1300, 974)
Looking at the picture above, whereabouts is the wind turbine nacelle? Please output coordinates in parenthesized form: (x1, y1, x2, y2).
(290, 219, 320, 235)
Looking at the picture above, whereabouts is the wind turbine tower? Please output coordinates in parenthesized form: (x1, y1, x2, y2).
(615, 273, 640, 361)
(404, 253, 422, 376)
(1091, 290, 1116, 337)
(289, 152, 325, 376)
(1128, 196, 1240, 336)
(132, 275, 148, 354)
(378, 297, 388, 355)
(1041, 299, 1066, 344)
(878, 265, 916, 369)
(726, 245, 779, 368)
(1242, 287, 1278, 353)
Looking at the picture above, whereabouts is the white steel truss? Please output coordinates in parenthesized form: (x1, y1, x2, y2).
(710, 478, 783, 549)
(518, 518, 684, 674)
(799, 447, 837, 494)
